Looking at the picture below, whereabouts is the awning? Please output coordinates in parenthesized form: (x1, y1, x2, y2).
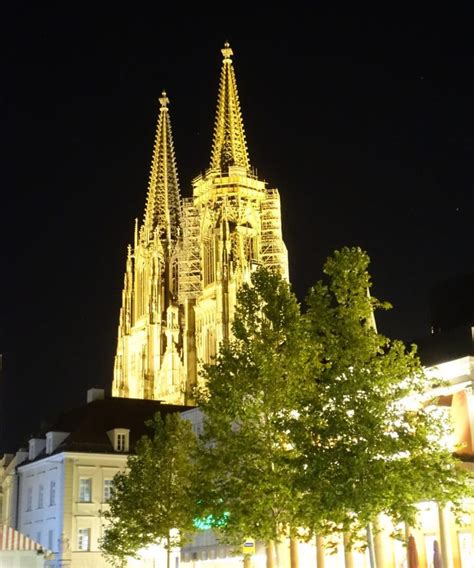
(0, 525, 44, 552)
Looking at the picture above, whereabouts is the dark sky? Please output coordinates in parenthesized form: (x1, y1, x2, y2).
(1, 8, 474, 452)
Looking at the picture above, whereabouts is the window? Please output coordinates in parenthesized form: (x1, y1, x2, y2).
(48, 529, 54, 551)
(49, 480, 56, 506)
(103, 479, 113, 502)
(79, 478, 92, 502)
(117, 433, 126, 452)
(203, 237, 215, 286)
(26, 487, 32, 511)
(77, 528, 90, 551)
(38, 484, 44, 508)
(106, 428, 129, 452)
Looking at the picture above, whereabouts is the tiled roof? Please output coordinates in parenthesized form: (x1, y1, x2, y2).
(31, 397, 193, 459)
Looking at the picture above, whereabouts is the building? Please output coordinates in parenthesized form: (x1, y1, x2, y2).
(1, 389, 190, 568)
(112, 43, 288, 405)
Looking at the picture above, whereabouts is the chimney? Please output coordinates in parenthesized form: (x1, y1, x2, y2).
(87, 388, 105, 404)
(28, 438, 46, 461)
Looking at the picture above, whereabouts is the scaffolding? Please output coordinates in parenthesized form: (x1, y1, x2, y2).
(260, 189, 289, 280)
(178, 198, 202, 302)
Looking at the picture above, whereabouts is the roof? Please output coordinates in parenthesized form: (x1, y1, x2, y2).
(28, 396, 193, 460)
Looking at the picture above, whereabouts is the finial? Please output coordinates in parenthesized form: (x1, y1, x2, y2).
(159, 91, 169, 109)
(221, 41, 233, 62)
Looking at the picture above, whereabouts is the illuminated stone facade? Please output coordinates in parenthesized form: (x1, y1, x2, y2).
(112, 43, 288, 403)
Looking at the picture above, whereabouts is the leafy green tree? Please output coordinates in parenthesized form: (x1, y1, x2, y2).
(293, 247, 472, 546)
(196, 267, 305, 567)
(196, 251, 472, 568)
(100, 412, 198, 568)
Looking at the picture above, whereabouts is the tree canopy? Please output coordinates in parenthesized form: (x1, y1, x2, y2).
(293, 247, 471, 537)
(100, 412, 198, 567)
(101, 248, 472, 568)
(196, 268, 305, 550)
(196, 249, 472, 563)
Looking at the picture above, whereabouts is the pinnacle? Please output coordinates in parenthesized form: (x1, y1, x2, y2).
(159, 91, 169, 109)
(221, 41, 233, 61)
(142, 96, 181, 247)
(210, 44, 250, 171)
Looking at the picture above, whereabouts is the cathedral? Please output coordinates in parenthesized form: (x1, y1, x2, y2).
(112, 43, 288, 404)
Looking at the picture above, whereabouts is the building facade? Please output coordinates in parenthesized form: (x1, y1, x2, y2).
(2, 390, 189, 568)
(112, 43, 288, 405)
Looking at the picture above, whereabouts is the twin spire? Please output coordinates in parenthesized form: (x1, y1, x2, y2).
(143, 91, 181, 247)
(143, 43, 250, 243)
(210, 42, 250, 171)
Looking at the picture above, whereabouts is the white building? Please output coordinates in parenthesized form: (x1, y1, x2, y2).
(2, 388, 190, 568)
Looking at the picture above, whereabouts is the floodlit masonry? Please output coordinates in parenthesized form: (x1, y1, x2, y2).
(112, 43, 288, 404)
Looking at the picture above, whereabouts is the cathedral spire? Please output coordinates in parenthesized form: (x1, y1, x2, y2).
(210, 42, 250, 172)
(143, 91, 181, 246)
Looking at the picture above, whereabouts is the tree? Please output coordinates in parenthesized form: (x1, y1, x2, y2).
(196, 251, 472, 568)
(196, 267, 305, 568)
(292, 247, 472, 555)
(100, 412, 198, 568)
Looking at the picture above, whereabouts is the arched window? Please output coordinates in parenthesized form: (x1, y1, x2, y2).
(203, 237, 215, 286)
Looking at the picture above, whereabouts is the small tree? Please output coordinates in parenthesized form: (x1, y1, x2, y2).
(100, 412, 198, 568)
(293, 247, 472, 550)
(196, 267, 305, 568)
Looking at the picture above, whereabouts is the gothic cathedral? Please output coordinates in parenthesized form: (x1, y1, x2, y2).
(112, 43, 288, 404)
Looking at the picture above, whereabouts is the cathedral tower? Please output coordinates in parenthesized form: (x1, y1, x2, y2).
(112, 92, 187, 403)
(113, 44, 288, 403)
(182, 42, 288, 381)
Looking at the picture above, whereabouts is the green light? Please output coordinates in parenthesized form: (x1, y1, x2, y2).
(193, 512, 230, 530)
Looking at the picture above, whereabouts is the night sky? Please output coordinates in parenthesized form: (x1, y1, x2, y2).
(1, 8, 474, 452)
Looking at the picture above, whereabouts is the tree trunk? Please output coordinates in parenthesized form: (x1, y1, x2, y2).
(373, 517, 385, 568)
(166, 531, 171, 568)
(290, 536, 299, 568)
(243, 554, 252, 568)
(316, 535, 325, 567)
(266, 541, 276, 568)
(275, 539, 285, 568)
(366, 523, 376, 568)
(343, 533, 354, 568)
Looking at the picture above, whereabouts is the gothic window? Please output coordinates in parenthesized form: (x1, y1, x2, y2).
(203, 237, 215, 286)
(245, 236, 255, 263)
(172, 259, 179, 297)
(204, 328, 216, 364)
(140, 267, 145, 316)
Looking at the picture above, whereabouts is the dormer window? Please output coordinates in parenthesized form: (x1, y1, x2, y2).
(106, 428, 130, 453)
(117, 433, 126, 452)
